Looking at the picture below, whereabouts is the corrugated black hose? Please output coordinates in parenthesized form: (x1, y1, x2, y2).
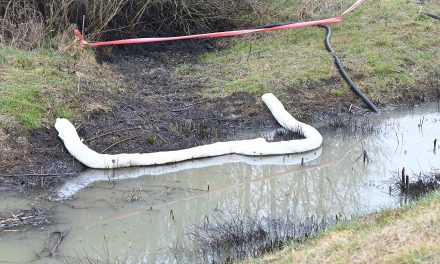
(319, 25, 380, 113)
(421, 11, 440, 21)
(252, 12, 438, 113)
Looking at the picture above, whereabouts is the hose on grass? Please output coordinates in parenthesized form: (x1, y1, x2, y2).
(321, 24, 334, 53)
(319, 25, 380, 113)
(421, 11, 440, 21)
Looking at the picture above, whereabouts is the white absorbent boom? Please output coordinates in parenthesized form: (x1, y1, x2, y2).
(55, 93, 323, 169)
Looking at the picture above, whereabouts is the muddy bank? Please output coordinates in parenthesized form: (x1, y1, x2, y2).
(0, 41, 278, 190)
(1, 40, 438, 191)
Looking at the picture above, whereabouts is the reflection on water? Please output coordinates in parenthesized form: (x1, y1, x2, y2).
(0, 105, 439, 263)
(58, 148, 322, 199)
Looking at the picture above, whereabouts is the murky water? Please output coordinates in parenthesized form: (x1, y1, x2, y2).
(1, 105, 439, 263)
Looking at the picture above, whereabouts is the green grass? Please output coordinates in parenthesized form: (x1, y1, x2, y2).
(195, 29, 333, 97)
(0, 48, 77, 128)
(177, 0, 440, 105)
(0, 87, 45, 129)
(224, 75, 269, 94)
(0, 47, 121, 129)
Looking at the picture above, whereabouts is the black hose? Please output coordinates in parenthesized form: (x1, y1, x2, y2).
(254, 22, 380, 112)
(257, 22, 294, 29)
(320, 24, 334, 53)
(319, 25, 380, 113)
(421, 11, 440, 21)
(333, 54, 380, 113)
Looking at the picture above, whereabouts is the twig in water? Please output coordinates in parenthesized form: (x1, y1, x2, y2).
(418, 116, 425, 130)
(42, 230, 68, 257)
(51, 231, 68, 256)
(355, 150, 372, 166)
(401, 167, 406, 191)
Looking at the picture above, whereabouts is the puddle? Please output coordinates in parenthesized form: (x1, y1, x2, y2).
(0, 104, 439, 263)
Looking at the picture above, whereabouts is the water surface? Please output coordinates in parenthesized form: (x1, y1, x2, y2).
(0, 104, 439, 263)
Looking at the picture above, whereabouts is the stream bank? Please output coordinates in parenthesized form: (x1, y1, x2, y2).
(1, 0, 440, 191)
(247, 191, 440, 263)
(0, 103, 439, 263)
(1, 38, 439, 192)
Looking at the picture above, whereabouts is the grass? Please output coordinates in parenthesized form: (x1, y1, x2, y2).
(2, 0, 438, 129)
(177, 0, 440, 105)
(0, 48, 75, 129)
(0, 47, 122, 129)
(245, 191, 440, 263)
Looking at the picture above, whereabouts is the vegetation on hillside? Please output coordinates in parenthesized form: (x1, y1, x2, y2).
(0, 47, 123, 129)
(0, 0, 439, 130)
(178, 0, 440, 107)
(0, 0, 259, 49)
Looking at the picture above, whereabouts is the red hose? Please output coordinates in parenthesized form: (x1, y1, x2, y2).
(74, 0, 366, 47)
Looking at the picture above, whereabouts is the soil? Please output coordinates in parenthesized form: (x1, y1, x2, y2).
(0, 39, 437, 192)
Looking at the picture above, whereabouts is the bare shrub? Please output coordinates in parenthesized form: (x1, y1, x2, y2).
(1, 0, 351, 48)
(1, 0, 45, 49)
(0, 0, 258, 48)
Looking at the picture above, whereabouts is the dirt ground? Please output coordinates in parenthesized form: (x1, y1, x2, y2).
(0, 39, 437, 192)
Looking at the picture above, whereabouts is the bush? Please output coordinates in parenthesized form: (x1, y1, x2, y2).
(0, 0, 258, 48)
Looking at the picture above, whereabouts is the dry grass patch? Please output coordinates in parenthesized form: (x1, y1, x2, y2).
(246, 192, 440, 263)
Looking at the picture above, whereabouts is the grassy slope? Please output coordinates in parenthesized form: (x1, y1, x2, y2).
(246, 191, 440, 263)
(0, 48, 76, 129)
(2, 0, 438, 130)
(179, 0, 440, 106)
(0, 47, 122, 129)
